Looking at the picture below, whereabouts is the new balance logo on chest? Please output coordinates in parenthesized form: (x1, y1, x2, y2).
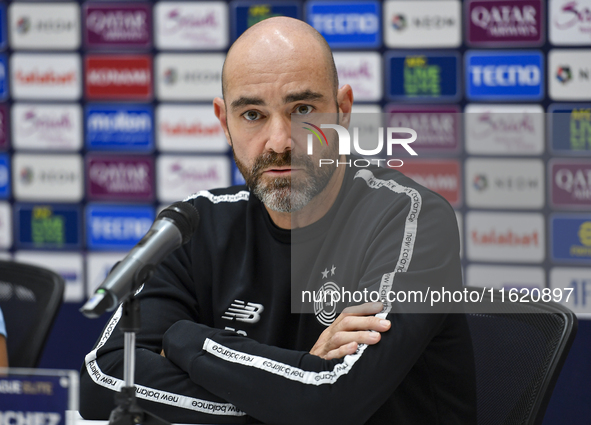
(222, 300, 264, 323)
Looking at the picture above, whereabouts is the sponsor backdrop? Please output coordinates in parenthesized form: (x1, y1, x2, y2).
(0, 1, 589, 422)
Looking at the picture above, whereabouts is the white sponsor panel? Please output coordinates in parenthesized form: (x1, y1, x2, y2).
(13, 153, 83, 202)
(466, 158, 544, 209)
(549, 49, 591, 101)
(348, 106, 381, 154)
(11, 53, 82, 100)
(157, 155, 230, 202)
(155, 53, 224, 101)
(0, 252, 12, 261)
(466, 265, 544, 290)
(550, 267, 591, 317)
(154, 2, 228, 50)
(0, 202, 12, 249)
(466, 212, 545, 263)
(86, 251, 127, 295)
(15, 250, 84, 302)
(9, 2, 80, 50)
(12, 103, 82, 150)
(384, 0, 462, 48)
(333, 52, 382, 102)
(464, 104, 544, 155)
(550, 0, 591, 45)
(156, 104, 227, 152)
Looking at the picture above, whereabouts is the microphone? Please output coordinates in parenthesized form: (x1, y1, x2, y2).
(81, 201, 200, 318)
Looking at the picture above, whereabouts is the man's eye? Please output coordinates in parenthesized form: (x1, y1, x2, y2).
(243, 111, 261, 121)
(295, 105, 313, 115)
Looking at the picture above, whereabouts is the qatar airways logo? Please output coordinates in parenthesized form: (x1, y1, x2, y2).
(468, 0, 542, 45)
(19, 110, 72, 134)
(84, 4, 151, 47)
(552, 160, 591, 207)
(303, 123, 417, 168)
(87, 156, 154, 201)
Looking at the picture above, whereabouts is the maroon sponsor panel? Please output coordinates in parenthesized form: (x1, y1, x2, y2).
(84, 3, 152, 49)
(551, 159, 591, 209)
(467, 0, 544, 46)
(86, 154, 154, 201)
(385, 105, 460, 153)
(397, 160, 461, 207)
(0, 105, 8, 150)
(85, 55, 152, 100)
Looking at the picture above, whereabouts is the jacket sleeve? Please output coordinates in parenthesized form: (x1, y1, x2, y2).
(161, 190, 466, 425)
(78, 242, 254, 423)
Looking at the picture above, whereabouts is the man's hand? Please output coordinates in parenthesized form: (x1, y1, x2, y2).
(310, 302, 391, 360)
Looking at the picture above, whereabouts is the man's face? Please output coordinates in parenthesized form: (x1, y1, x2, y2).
(217, 43, 341, 212)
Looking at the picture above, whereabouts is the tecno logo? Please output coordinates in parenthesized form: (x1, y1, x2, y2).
(307, 1, 381, 48)
(311, 13, 379, 34)
(470, 64, 540, 86)
(466, 51, 543, 100)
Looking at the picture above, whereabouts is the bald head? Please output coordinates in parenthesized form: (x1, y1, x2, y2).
(221, 17, 338, 100)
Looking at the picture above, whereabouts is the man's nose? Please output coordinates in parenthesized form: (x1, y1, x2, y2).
(265, 115, 292, 153)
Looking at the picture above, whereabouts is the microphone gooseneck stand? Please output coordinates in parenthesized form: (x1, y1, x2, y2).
(108, 294, 169, 425)
(81, 201, 201, 425)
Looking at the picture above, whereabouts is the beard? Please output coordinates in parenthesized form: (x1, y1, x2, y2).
(232, 146, 338, 213)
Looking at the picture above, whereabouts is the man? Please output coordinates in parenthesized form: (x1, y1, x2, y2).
(80, 17, 475, 424)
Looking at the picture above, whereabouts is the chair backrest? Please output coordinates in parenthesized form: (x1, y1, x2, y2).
(0, 260, 65, 368)
(464, 286, 578, 425)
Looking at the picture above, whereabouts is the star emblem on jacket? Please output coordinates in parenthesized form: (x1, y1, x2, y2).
(314, 264, 340, 327)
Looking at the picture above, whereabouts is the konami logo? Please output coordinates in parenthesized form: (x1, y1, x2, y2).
(466, 212, 545, 262)
(398, 159, 460, 206)
(85, 55, 152, 100)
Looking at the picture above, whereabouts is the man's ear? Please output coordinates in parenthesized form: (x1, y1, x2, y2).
(213, 97, 232, 146)
(337, 84, 354, 129)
